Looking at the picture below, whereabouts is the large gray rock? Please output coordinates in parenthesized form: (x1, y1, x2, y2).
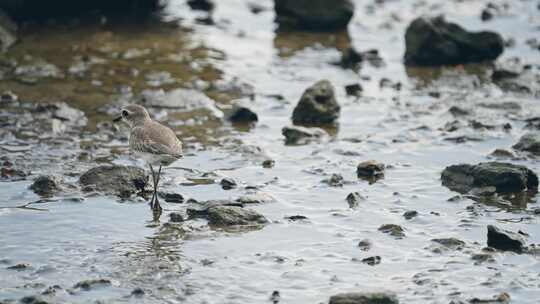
(292, 80, 340, 125)
(207, 205, 268, 227)
(30, 175, 67, 196)
(441, 162, 538, 194)
(404, 16, 504, 66)
(274, 0, 354, 31)
(513, 133, 540, 154)
(79, 165, 146, 197)
(329, 292, 399, 304)
(282, 125, 328, 145)
(487, 225, 525, 254)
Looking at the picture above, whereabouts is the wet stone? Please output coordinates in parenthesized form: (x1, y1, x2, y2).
(378, 224, 405, 238)
(292, 80, 340, 125)
(274, 0, 354, 31)
(403, 210, 418, 220)
(130, 287, 145, 297)
(29, 175, 66, 197)
(345, 83, 363, 97)
(282, 125, 328, 145)
(329, 292, 399, 304)
(357, 160, 385, 179)
(361, 256, 381, 266)
(284, 215, 308, 221)
(469, 292, 510, 304)
(471, 253, 495, 264)
(346, 192, 364, 209)
(169, 212, 184, 223)
(262, 159, 275, 168)
(187, 199, 243, 218)
(73, 279, 111, 291)
(489, 149, 515, 159)
(220, 177, 237, 190)
(431, 238, 465, 250)
(187, 0, 214, 11)
(357, 239, 372, 251)
(158, 191, 184, 203)
(487, 225, 525, 254)
(441, 162, 538, 194)
(19, 296, 50, 304)
(404, 16, 504, 66)
(513, 132, 540, 154)
(6, 263, 31, 271)
(228, 106, 258, 124)
(41, 285, 62, 296)
(79, 165, 147, 197)
(236, 192, 274, 205)
(206, 205, 268, 227)
(322, 173, 344, 187)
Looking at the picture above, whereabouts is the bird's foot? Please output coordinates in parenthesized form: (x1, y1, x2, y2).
(151, 199, 162, 221)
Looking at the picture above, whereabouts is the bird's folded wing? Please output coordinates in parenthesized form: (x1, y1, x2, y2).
(130, 126, 183, 157)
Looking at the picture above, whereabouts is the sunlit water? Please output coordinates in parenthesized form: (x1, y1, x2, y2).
(2, 0, 540, 303)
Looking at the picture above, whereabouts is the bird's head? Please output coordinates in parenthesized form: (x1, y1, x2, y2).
(113, 104, 150, 127)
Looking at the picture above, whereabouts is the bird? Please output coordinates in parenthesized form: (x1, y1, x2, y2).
(113, 104, 182, 217)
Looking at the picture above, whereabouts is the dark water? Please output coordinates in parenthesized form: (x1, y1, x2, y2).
(1, 0, 540, 303)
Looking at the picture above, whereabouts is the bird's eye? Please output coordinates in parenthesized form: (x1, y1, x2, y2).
(122, 110, 129, 117)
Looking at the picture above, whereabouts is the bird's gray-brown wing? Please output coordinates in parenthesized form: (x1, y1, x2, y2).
(129, 121, 183, 158)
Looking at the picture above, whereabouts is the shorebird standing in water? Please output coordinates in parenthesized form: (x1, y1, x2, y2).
(114, 104, 183, 218)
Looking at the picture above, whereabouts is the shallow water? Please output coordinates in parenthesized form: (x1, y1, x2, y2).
(2, 0, 540, 303)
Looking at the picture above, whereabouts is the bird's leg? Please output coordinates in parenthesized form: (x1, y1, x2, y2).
(153, 165, 163, 213)
(149, 164, 156, 208)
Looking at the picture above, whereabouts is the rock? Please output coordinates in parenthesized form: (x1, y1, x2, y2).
(284, 215, 308, 221)
(471, 252, 495, 264)
(274, 0, 354, 31)
(378, 224, 405, 238)
(131, 287, 145, 297)
(489, 149, 515, 159)
(329, 292, 399, 304)
(19, 296, 50, 304)
(29, 175, 66, 196)
(441, 162, 538, 194)
(228, 106, 258, 124)
(292, 80, 340, 125)
(220, 177, 237, 190)
(79, 166, 147, 197)
(513, 132, 540, 154)
(487, 225, 525, 254)
(448, 106, 471, 117)
(0, 9, 16, 52)
(169, 212, 184, 223)
(187, 0, 214, 11)
(346, 192, 364, 208)
(361, 256, 381, 266)
(340, 48, 384, 69)
(469, 292, 510, 304)
(322, 173, 344, 187)
(6, 263, 31, 270)
(73, 279, 111, 291)
(404, 16, 504, 66)
(262, 159, 275, 168)
(403, 210, 418, 220)
(187, 199, 243, 218)
(158, 191, 184, 203)
(14, 60, 64, 82)
(207, 205, 268, 227)
(282, 125, 328, 145)
(137, 88, 223, 119)
(236, 192, 275, 205)
(345, 83, 363, 97)
(357, 161, 385, 179)
(357, 239, 372, 251)
(431, 238, 465, 250)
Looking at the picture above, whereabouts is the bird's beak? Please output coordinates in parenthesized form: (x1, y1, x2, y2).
(113, 116, 122, 123)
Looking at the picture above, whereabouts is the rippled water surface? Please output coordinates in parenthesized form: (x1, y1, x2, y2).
(2, 0, 540, 303)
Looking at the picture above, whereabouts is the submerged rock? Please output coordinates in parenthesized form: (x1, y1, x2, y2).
(441, 162, 538, 194)
(79, 166, 146, 197)
(361, 256, 381, 266)
(357, 239, 372, 251)
(187, 0, 214, 11)
(487, 225, 525, 254)
(357, 161, 385, 179)
(30, 175, 68, 196)
(207, 205, 268, 227)
(19, 295, 51, 304)
(292, 80, 340, 125)
(220, 177, 237, 190)
(404, 16, 504, 66)
(73, 279, 111, 291)
(282, 125, 328, 145)
(274, 0, 354, 31)
(346, 192, 364, 208)
(137, 88, 223, 119)
(378, 224, 405, 238)
(329, 292, 399, 304)
(228, 106, 258, 124)
(322, 173, 345, 187)
(403, 210, 418, 220)
(431, 238, 465, 250)
(513, 133, 540, 154)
